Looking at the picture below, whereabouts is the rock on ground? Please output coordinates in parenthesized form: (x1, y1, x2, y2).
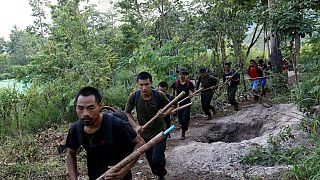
(165, 104, 306, 180)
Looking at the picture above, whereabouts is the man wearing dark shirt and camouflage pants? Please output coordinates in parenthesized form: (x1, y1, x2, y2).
(196, 68, 219, 119)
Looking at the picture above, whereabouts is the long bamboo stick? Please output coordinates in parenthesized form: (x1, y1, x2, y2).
(169, 103, 192, 114)
(141, 91, 186, 131)
(177, 88, 203, 104)
(96, 125, 176, 180)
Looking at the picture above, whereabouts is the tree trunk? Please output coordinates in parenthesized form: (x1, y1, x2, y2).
(232, 33, 246, 96)
(134, 0, 147, 36)
(220, 35, 226, 65)
(268, 0, 287, 96)
(152, 0, 171, 42)
(294, 34, 301, 65)
(268, 0, 282, 73)
(294, 34, 301, 84)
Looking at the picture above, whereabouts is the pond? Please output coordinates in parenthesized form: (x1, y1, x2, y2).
(0, 79, 27, 91)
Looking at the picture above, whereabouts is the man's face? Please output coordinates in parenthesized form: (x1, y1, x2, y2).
(179, 73, 187, 80)
(224, 65, 230, 72)
(76, 95, 101, 126)
(250, 61, 255, 67)
(200, 72, 206, 78)
(158, 86, 168, 94)
(138, 78, 152, 95)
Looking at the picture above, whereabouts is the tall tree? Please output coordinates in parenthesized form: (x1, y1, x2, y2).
(28, 0, 49, 41)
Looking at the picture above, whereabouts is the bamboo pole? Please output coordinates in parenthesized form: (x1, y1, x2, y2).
(169, 103, 192, 114)
(141, 91, 186, 131)
(218, 70, 240, 89)
(245, 76, 269, 80)
(177, 88, 203, 104)
(96, 125, 176, 180)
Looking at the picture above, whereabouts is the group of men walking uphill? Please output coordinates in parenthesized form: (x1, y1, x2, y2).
(65, 60, 270, 179)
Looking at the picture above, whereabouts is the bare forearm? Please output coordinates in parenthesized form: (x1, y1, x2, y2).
(66, 149, 77, 180)
(126, 113, 140, 129)
(132, 135, 145, 151)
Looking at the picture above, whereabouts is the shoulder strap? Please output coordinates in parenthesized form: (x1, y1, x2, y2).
(152, 89, 162, 108)
(133, 89, 161, 108)
(175, 79, 179, 88)
(133, 90, 141, 106)
(102, 113, 114, 143)
(186, 79, 190, 88)
(76, 120, 84, 145)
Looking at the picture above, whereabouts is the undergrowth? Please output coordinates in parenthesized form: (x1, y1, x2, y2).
(240, 126, 308, 167)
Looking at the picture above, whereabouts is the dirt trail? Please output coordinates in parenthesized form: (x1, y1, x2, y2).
(132, 102, 306, 180)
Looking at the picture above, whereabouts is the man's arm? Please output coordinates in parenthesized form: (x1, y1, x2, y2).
(126, 112, 142, 133)
(66, 148, 77, 180)
(132, 134, 145, 150)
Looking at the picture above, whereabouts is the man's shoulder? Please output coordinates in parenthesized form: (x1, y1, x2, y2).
(209, 75, 219, 80)
(69, 120, 82, 130)
(157, 90, 166, 97)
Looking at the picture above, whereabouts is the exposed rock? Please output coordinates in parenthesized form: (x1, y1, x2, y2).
(166, 104, 306, 179)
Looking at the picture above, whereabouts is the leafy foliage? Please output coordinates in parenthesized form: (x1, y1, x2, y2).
(240, 126, 307, 166)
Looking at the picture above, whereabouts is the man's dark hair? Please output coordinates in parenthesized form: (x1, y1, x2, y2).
(249, 59, 256, 63)
(258, 59, 264, 64)
(224, 62, 231, 67)
(199, 68, 208, 73)
(75, 86, 102, 104)
(137, 71, 152, 82)
(158, 81, 168, 89)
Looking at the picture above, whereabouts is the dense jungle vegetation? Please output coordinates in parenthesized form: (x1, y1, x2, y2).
(0, 0, 319, 178)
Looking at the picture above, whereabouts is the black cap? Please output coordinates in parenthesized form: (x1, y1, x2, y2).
(177, 68, 189, 75)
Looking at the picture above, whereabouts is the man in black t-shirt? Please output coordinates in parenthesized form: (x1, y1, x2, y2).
(66, 86, 144, 180)
(171, 68, 195, 139)
(223, 63, 240, 111)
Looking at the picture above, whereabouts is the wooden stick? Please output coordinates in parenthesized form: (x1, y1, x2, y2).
(177, 70, 241, 104)
(177, 88, 203, 104)
(245, 76, 269, 80)
(169, 103, 192, 114)
(192, 70, 239, 95)
(219, 70, 240, 88)
(96, 125, 176, 180)
(142, 91, 186, 131)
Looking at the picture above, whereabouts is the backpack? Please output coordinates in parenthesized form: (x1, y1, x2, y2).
(175, 79, 190, 89)
(101, 106, 129, 122)
(132, 89, 162, 108)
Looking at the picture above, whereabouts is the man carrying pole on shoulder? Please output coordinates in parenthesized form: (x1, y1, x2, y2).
(125, 72, 172, 180)
(223, 62, 240, 111)
(196, 67, 219, 120)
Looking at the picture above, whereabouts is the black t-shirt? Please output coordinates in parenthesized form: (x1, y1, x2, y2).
(223, 71, 240, 87)
(66, 113, 137, 180)
(170, 79, 195, 105)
